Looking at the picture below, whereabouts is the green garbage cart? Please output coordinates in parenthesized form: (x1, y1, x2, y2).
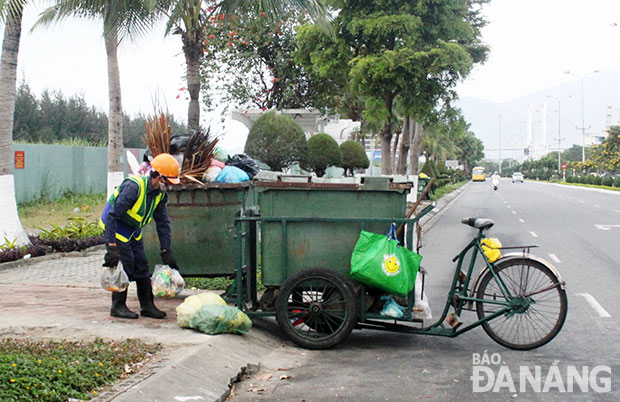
(142, 182, 254, 277)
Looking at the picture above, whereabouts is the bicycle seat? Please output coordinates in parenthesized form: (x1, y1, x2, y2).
(461, 217, 494, 230)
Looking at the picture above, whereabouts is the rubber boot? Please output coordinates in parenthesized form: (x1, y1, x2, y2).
(136, 278, 167, 319)
(110, 290, 139, 319)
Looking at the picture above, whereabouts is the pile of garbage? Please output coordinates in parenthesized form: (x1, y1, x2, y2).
(142, 113, 260, 185)
(176, 292, 252, 335)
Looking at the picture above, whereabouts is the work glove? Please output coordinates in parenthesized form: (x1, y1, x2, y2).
(160, 249, 179, 270)
(103, 245, 121, 267)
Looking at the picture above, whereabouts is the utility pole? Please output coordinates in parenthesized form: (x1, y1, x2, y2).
(565, 70, 598, 168)
(547, 95, 571, 174)
(498, 114, 502, 174)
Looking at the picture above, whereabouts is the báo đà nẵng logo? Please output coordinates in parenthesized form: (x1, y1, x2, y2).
(470, 351, 611, 394)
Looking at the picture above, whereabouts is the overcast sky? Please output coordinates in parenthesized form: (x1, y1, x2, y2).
(13, 0, 620, 151)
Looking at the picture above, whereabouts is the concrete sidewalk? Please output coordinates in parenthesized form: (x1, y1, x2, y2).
(0, 248, 301, 402)
(0, 183, 469, 401)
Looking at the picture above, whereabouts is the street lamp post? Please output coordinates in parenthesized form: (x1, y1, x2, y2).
(498, 114, 502, 174)
(564, 70, 599, 167)
(547, 95, 571, 175)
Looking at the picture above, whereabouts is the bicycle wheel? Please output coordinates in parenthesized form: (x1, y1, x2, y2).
(476, 258, 567, 350)
(275, 268, 359, 350)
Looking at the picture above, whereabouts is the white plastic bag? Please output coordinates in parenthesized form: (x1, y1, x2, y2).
(413, 272, 432, 320)
(100, 263, 129, 292)
(151, 265, 185, 298)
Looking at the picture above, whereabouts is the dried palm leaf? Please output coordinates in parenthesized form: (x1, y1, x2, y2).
(179, 127, 219, 184)
(144, 112, 172, 156)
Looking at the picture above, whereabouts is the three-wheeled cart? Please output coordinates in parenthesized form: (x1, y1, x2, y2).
(144, 175, 567, 350)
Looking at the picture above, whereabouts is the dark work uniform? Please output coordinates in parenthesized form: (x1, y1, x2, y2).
(102, 178, 171, 281)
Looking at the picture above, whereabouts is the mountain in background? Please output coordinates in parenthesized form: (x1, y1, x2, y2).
(455, 68, 620, 162)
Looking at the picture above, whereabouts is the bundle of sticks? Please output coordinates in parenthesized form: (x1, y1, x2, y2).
(144, 112, 219, 185)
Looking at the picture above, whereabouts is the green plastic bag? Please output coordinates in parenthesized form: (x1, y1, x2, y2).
(350, 226, 422, 298)
(188, 304, 252, 335)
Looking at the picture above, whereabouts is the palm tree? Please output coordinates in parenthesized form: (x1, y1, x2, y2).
(0, 0, 29, 246)
(161, 0, 330, 132)
(36, 0, 157, 196)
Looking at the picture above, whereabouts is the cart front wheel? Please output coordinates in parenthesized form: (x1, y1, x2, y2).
(476, 258, 567, 350)
(275, 268, 359, 350)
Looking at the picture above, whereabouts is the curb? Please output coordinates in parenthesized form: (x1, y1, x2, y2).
(419, 182, 470, 233)
(0, 244, 105, 272)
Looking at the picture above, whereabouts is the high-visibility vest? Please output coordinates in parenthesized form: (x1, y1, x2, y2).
(99, 176, 164, 242)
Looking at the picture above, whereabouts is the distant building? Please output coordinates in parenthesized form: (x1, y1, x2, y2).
(605, 105, 620, 129)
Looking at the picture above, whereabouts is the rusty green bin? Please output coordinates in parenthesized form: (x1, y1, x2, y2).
(256, 176, 411, 287)
(142, 182, 253, 276)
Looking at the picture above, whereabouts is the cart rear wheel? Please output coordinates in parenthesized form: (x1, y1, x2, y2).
(476, 258, 567, 350)
(275, 268, 359, 350)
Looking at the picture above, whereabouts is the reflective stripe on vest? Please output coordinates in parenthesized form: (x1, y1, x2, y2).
(100, 175, 164, 242)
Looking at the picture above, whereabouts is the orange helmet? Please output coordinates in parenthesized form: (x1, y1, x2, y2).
(151, 153, 180, 184)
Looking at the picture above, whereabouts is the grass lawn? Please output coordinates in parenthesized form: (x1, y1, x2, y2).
(0, 338, 160, 402)
(18, 193, 106, 232)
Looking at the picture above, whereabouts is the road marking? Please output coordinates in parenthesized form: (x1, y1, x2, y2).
(519, 219, 524, 223)
(595, 224, 620, 231)
(512, 211, 516, 214)
(576, 293, 611, 318)
(616, 210, 620, 213)
(579, 200, 585, 203)
(594, 204, 601, 208)
(507, 205, 511, 209)
(529, 231, 538, 238)
(548, 253, 561, 263)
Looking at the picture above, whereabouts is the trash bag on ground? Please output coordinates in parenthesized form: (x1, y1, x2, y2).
(189, 304, 252, 335)
(176, 292, 227, 328)
(100, 263, 129, 292)
(151, 264, 184, 298)
(215, 166, 250, 183)
(227, 153, 260, 179)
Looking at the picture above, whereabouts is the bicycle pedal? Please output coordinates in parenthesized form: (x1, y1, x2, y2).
(446, 312, 463, 330)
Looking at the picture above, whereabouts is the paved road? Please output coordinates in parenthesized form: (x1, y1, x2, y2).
(229, 180, 620, 401)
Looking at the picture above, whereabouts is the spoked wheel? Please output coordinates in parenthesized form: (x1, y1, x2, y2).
(275, 268, 359, 350)
(476, 258, 567, 350)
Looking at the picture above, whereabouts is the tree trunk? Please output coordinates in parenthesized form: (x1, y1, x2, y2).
(0, 5, 29, 245)
(184, 35, 202, 132)
(409, 121, 423, 176)
(105, 27, 124, 197)
(391, 131, 400, 173)
(380, 122, 393, 175)
(396, 116, 411, 175)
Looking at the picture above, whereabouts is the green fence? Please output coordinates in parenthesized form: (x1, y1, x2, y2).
(12, 144, 145, 203)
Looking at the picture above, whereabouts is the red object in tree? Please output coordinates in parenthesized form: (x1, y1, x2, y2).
(227, 42, 233, 46)
(260, 11, 266, 17)
(272, 77, 277, 82)
(176, 95, 180, 99)
(209, 34, 215, 39)
(229, 31, 235, 36)
(243, 41, 247, 45)
(261, 107, 267, 111)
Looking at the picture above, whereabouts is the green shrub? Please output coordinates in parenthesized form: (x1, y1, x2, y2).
(304, 133, 342, 177)
(602, 176, 613, 187)
(340, 140, 369, 176)
(244, 111, 308, 171)
(586, 175, 596, 185)
(579, 176, 587, 184)
(614, 176, 620, 187)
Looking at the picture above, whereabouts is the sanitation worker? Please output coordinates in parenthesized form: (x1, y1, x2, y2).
(100, 153, 180, 319)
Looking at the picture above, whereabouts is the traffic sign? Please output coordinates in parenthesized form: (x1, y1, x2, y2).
(561, 164, 567, 170)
